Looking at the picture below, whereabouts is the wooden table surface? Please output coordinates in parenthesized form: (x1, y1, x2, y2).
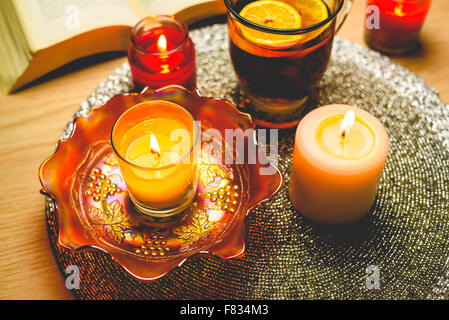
(0, 0, 448, 300)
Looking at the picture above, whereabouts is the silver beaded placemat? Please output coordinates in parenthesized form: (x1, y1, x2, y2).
(47, 24, 449, 299)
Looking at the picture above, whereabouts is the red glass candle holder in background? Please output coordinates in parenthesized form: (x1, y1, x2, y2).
(128, 15, 196, 91)
(364, 0, 432, 55)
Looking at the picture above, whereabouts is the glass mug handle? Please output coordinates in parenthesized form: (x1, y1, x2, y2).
(335, 0, 353, 33)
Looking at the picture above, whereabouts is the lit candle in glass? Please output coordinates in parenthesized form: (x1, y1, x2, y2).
(365, 0, 432, 55)
(128, 15, 197, 91)
(289, 104, 389, 224)
(111, 101, 199, 222)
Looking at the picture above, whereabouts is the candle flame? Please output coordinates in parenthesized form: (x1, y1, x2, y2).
(340, 110, 355, 139)
(157, 34, 167, 52)
(394, 1, 405, 17)
(150, 133, 161, 158)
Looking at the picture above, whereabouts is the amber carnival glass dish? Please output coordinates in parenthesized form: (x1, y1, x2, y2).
(39, 86, 283, 281)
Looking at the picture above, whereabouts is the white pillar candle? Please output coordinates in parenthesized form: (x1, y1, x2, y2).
(289, 104, 389, 224)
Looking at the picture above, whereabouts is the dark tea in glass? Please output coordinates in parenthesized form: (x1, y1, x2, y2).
(225, 0, 351, 128)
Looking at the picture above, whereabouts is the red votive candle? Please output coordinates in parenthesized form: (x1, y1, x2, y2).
(364, 0, 432, 55)
(128, 15, 196, 91)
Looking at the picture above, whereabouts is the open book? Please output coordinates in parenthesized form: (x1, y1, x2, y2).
(0, 0, 226, 94)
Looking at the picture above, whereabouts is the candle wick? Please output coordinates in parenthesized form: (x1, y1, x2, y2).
(151, 148, 161, 158)
(151, 152, 160, 168)
(340, 131, 346, 153)
(150, 147, 161, 168)
(339, 109, 355, 142)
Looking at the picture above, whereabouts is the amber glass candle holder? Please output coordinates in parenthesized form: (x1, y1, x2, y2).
(364, 0, 432, 55)
(111, 101, 199, 222)
(128, 15, 197, 92)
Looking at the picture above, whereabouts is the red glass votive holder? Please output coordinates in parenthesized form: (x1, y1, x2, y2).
(364, 0, 432, 55)
(128, 15, 196, 91)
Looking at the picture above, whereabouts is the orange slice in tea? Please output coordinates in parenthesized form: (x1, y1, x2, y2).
(285, 0, 330, 42)
(284, 0, 329, 27)
(239, 0, 304, 46)
(239, 0, 330, 47)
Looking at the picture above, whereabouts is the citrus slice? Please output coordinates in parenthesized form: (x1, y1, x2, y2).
(284, 0, 329, 27)
(239, 0, 304, 46)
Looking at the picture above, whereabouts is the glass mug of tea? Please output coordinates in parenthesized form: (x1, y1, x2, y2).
(225, 0, 352, 128)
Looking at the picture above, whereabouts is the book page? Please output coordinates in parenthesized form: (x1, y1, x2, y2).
(128, 0, 220, 20)
(12, 0, 138, 51)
